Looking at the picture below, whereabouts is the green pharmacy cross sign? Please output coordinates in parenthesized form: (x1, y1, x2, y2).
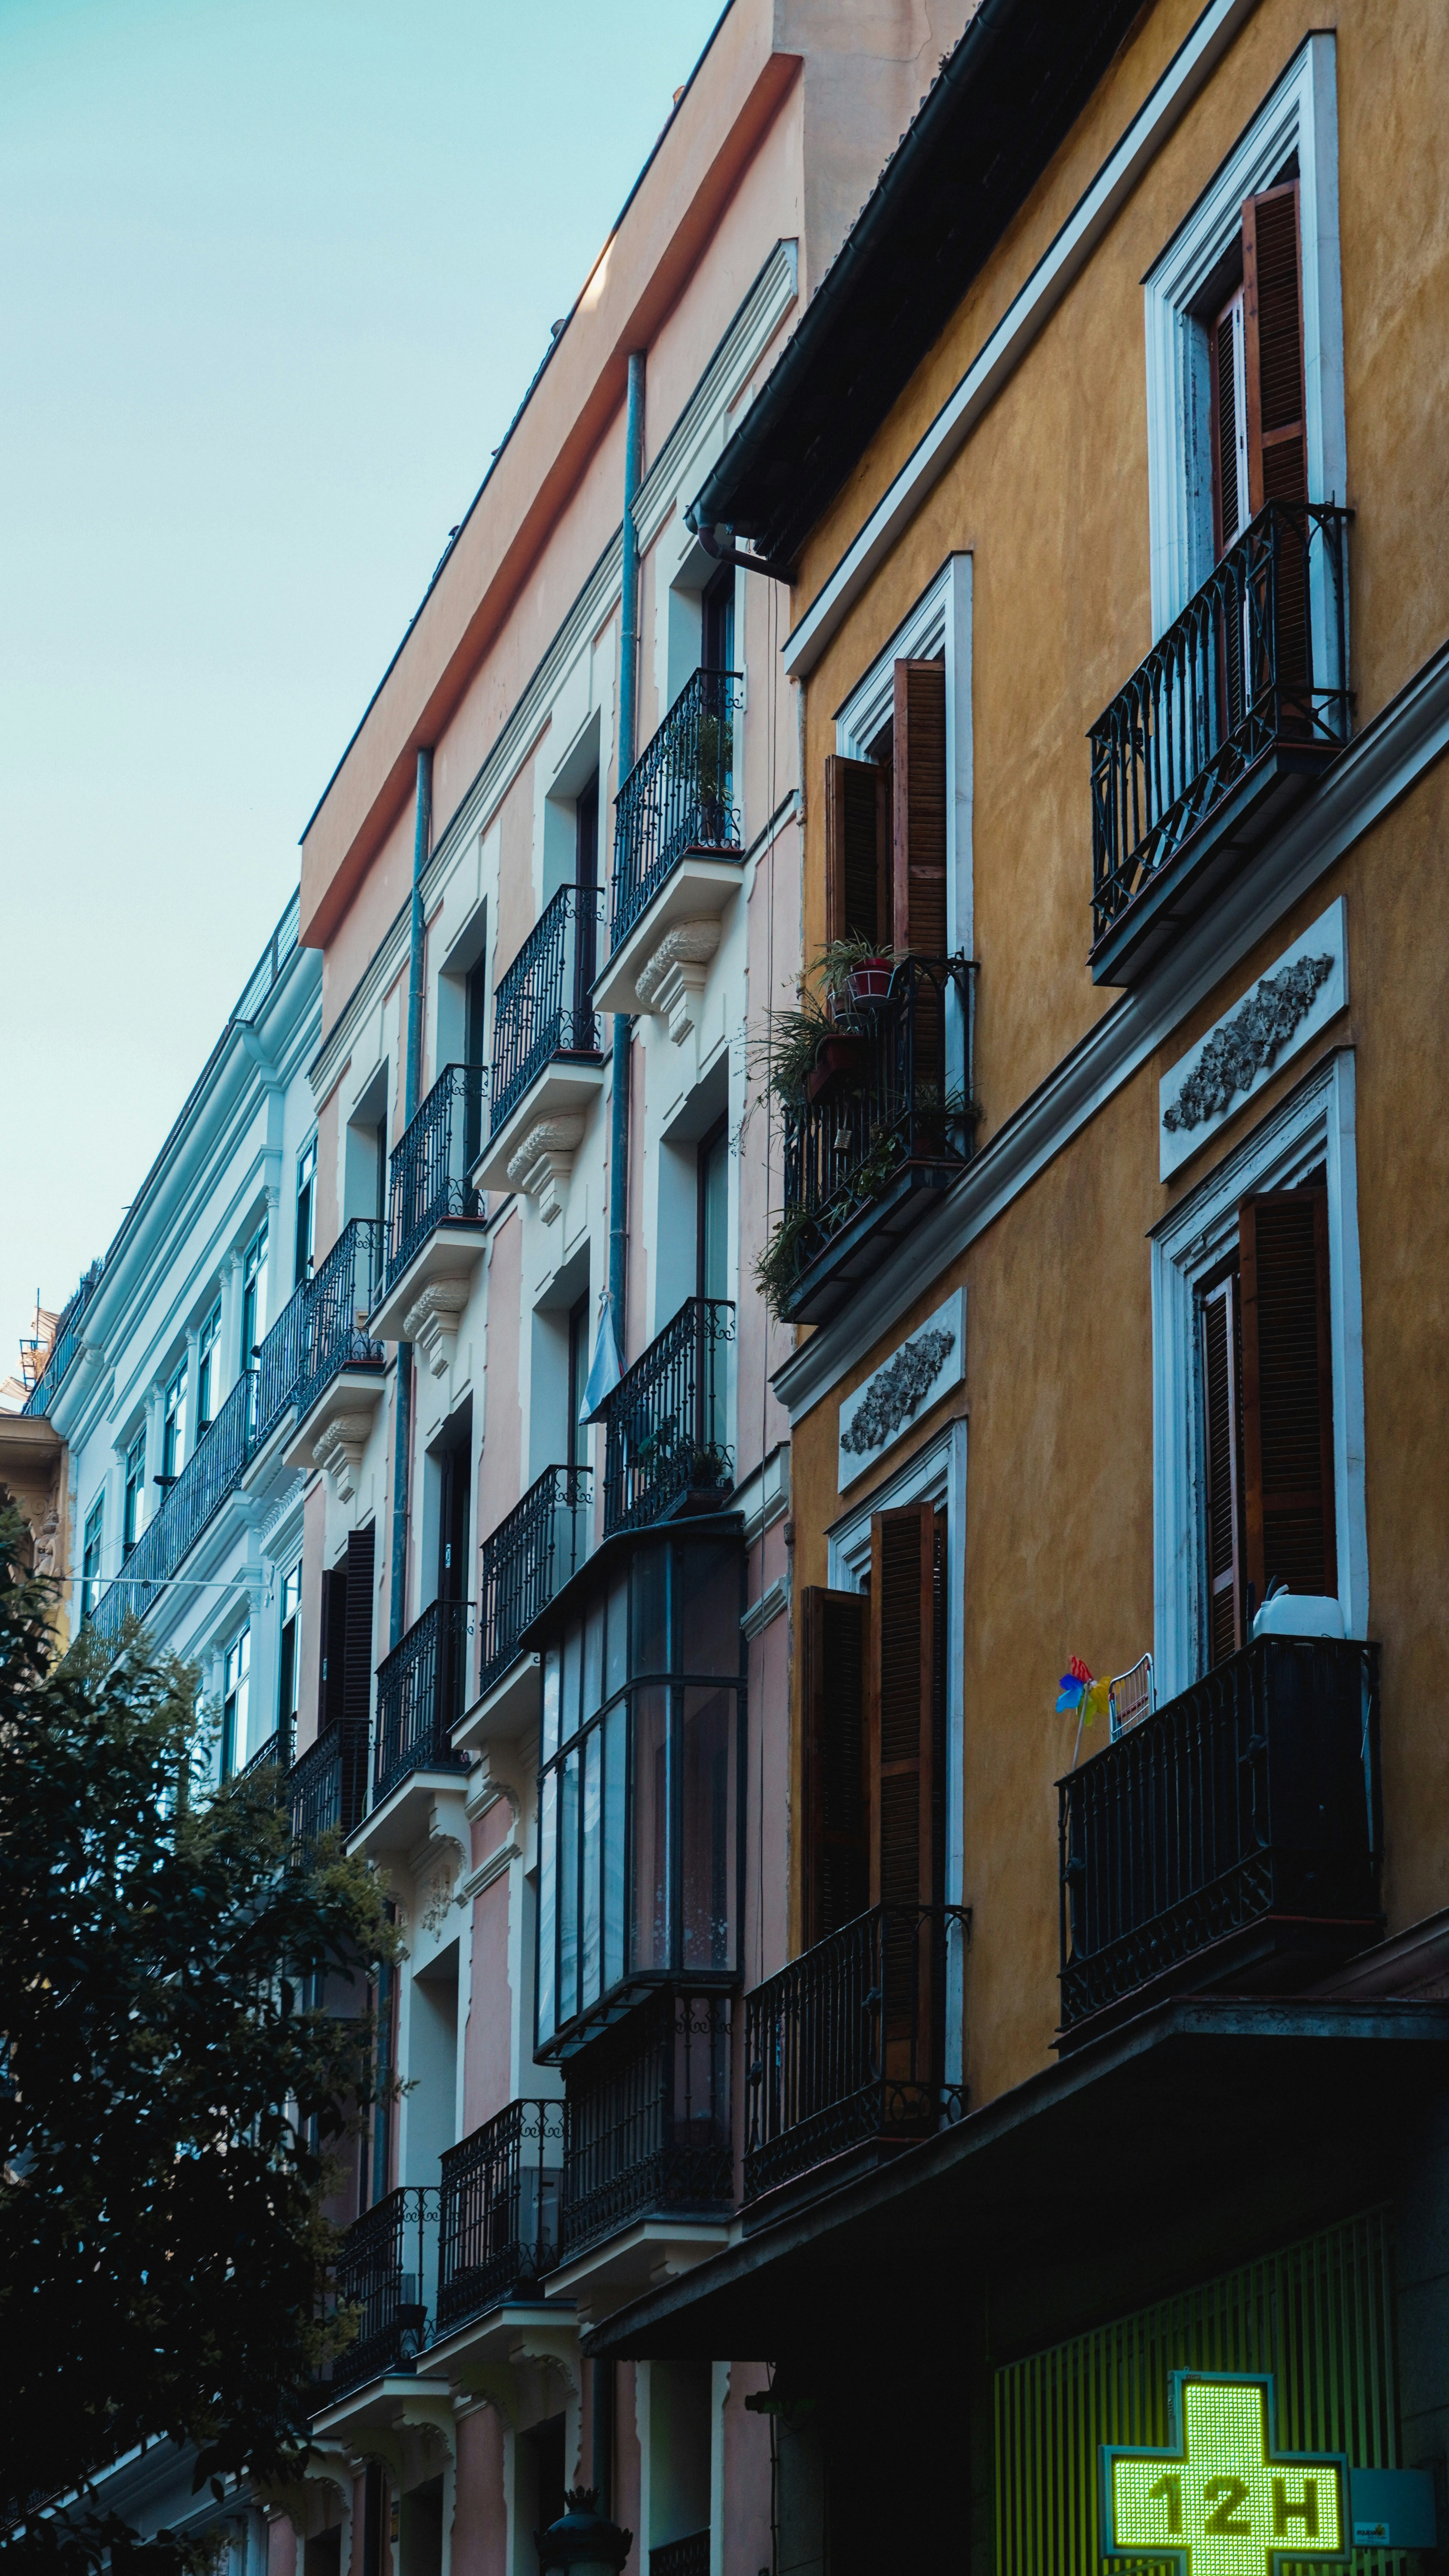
(1102, 2376, 1349, 2572)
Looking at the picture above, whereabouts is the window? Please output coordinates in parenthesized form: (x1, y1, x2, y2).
(160, 1361, 187, 1484)
(463, 959, 489, 1166)
(294, 1140, 316, 1291)
(240, 1222, 267, 1369)
(221, 1626, 250, 1777)
(831, 553, 972, 966)
(278, 1562, 302, 1751)
(573, 772, 600, 1019)
(81, 1495, 105, 1625)
(567, 1294, 591, 1470)
(195, 1302, 220, 1435)
(535, 1532, 743, 2053)
(702, 561, 735, 675)
(122, 1428, 147, 1557)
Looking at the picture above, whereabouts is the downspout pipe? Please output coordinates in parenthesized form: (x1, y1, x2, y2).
(390, 745, 432, 1650)
(608, 351, 646, 1336)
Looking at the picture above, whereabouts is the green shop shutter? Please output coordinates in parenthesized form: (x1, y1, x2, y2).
(994, 2209, 1405, 2576)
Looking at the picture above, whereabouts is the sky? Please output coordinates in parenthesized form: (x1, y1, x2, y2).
(0, 0, 725, 1382)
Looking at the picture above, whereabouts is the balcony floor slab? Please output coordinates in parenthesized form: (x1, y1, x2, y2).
(282, 1364, 388, 1487)
(594, 853, 744, 1016)
(370, 1224, 488, 1346)
(347, 1769, 470, 1867)
(544, 2218, 733, 2327)
(782, 1159, 964, 1327)
(473, 1058, 605, 1196)
(310, 2372, 451, 2440)
(420, 2298, 575, 2378)
(453, 1650, 542, 1754)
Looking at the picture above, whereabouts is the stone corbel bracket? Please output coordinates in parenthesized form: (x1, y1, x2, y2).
(312, 1414, 376, 1505)
(402, 1280, 472, 1379)
(506, 1117, 585, 1226)
(635, 920, 721, 1045)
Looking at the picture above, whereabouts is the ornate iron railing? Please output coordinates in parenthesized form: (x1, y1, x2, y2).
(385, 1064, 488, 1288)
(561, 1988, 733, 2262)
(1057, 1634, 1381, 2029)
(288, 1719, 369, 1844)
(437, 2097, 565, 2330)
(743, 1905, 967, 2205)
(238, 1718, 294, 1783)
(477, 1466, 592, 1697)
(777, 957, 976, 1312)
(294, 1218, 385, 1421)
(373, 1598, 473, 1805)
(600, 1297, 734, 1538)
(21, 1260, 103, 1417)
(490, 887, 604, 1134)
(86, 1372, 257, 1650)
(329, 2187, 440, 2395)
(650, 2537, 710, 2576)
(1089, 501, 1351, 948)
(253, 1274, 311, 1446)
(611, 668, 743, 949)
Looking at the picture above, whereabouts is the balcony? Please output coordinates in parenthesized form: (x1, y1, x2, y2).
(370, 1064, 489, 1347)
(1057, 1633, 1382, 2039)
(466, 1466, 591, 1734)
(288, 1718, 369, 1844)
(365, 1597, 473, 1839)
(473, 889, 606, 1203)
(552, 1989, 734, 2291)
(282, 1219, 388, 1501)
(743, 1906, 968, 2215)
(434, 2098, 565, 2340)
(594, 669, 744, 1015)
(326, 2187, 439, 2400)
(87, 1370, 257, 1653)
(21, 1258, 103, 1418)
(650, 2540, 710, 2576)
(237, 1716, 294, 1783)
(600, 1297, 734, 1538)
(1088, 501, 1351, 986)
(769, 957, 976, 1329)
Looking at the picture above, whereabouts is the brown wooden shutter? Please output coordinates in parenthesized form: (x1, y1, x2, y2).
(891, 659, 948, 957)
(800, 1586, 869, 1947)
(320, 1560, 349, 1734)
(868, 1501, 935, 1914)
(823, 753, 888, 948)
(1200, 1271, 1245, 1663)
(1243, 183, 1307, 514)
(1210, 287, 1246, 558)
(341, 1521, 376, 1830)
(1239, 1190, 1336, 1612)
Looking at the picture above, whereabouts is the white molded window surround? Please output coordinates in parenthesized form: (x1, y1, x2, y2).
(834, 553, 973, 957)
(1143, 33, 1346, 637)
(1150, 1049, 1366, 1700)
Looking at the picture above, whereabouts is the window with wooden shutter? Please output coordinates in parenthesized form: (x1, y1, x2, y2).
(823, 753, 889, 948)
(1200, 1269, 1246, 1662)
(320, 1559, 349, 1734)
(868, 1500, 942, 2075)
(800, 1586, 869, 1947)
(891, 659, 947, 957)
(1240, 1187, 1336, 1607)
(1210, 285, 1249, 559)
(341, 1521, 376, 1831)
(1243, 182, 1307, 515)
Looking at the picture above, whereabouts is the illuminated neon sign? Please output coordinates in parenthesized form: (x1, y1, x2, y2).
(1101, 2376, 1349, 2571)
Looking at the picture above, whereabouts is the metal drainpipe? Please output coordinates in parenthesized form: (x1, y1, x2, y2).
(609, 350, 646, 1336)
(389, 745, 432, 1651)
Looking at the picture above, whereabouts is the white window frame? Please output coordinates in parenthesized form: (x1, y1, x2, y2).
(1150, 1049, 1366, 1700)
(834, 553, 973, 958)
(825, 1416, 968, 2078)
(1143, 33, 1346, 637)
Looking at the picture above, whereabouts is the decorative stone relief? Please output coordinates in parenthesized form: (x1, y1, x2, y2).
(420, 1861, 459, 1935)
(1159, 898, 1348, 1180)
(506, 1115, 585, 1225)
(635, 919, 721, 1045)
(312, 1412, 374, 1504)
(402, 1278, 472, 1377)
(837, 1288, 965, 1490)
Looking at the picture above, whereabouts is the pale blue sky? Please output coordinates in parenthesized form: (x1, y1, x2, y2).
(0, 0, 724, 1378)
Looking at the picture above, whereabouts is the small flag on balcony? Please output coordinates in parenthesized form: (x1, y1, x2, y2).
(581, 1293, 624, 1423)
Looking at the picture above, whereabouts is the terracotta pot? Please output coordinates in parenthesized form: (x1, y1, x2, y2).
(847, 957, 894, 1006)
(806, 1033, 865, 1106)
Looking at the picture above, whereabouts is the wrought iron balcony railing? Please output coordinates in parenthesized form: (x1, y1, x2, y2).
(288, 1718, 369, 1844)
(86, 1371, 257, 1651)
(373, 1597, 473, 1807)
(1057, 1633, 1381, 2031)
(650, 2538, 710, 2576)
(328, 2186, 440, 2397)
(437, 2097, 565, 2333)
(21, 1259, 103, 1417)
(1089, 501, 1351, 963)
(561, 1987, 733, 2263)
(237, 1717, 294, 1784)
(253, 1275, 311, 1447)
(600, 1297, 734, 1538)
(743, 1905, 967, 2207)
(294, 1218, 385, 1421)
(776, 957, 976, 1324)
(477, 1466, 592, 1698)
(490, 887, 604, 1135)
(385, 1063, 488, 1290)
(611, 668, 743, 950)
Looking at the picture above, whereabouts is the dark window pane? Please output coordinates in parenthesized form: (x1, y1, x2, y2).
(678, 1543, 739, 1676)
(631, 1544, 668, 1678)
(631, 1685, 671, 1972)
(583, 1596, 604, 1721)
(561, 1619, 582, 1745)
(558, 1749, 580, 2026)
(603, 1699, 626, 1994)
(581, 1726, 602, 2010)
(537, 1770, 557, 2044)
(681, 1684, 736, 1971)
(606, 1575, 628, 1700)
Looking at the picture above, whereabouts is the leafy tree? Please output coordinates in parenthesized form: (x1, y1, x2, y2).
(0, 1515, 397, 2570)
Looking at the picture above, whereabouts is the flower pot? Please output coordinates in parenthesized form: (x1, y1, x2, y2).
(806, 1033, 866, 1106)
(847, 958, 894, 1007)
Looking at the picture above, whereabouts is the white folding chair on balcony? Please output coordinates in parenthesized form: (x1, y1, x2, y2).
(1107, 1651, 1155, 1740)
